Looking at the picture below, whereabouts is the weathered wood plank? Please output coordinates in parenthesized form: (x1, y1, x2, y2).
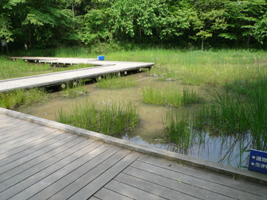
(0, 137, 86, 183)
(0, 139, 92, 194)
(138, 155, 267, 197)
(68, 152, 140, 200)
(94, 188, 133, 200)
(105, 180, 165, 200)
(49, 149, 131, 200)
(29, 146, 121, 200)
(123, 167, 228, 200)
(116, 172, 202, 200)
(0, 132, 64, 160)
(6, 142, 107, 200)
(131, 160, 266, 200)
(0, 126, 48, 146)
(0, 132, 61, 155)
(0, 133, 70, 169)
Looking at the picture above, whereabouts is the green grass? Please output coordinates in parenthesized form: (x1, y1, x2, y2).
(97, 75, 136, 89)
(57, 100, 139, 135)
(105, 49, 267, 86)
(0, 56, 93, 80)
(142, 87, 201, 107)
(0, 88, 48, 109)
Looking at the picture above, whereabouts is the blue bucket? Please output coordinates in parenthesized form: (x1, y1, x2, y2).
(97, 55, 105, 61)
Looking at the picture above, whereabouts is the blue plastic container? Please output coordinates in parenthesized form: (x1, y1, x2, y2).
(97, 55, 105, 61)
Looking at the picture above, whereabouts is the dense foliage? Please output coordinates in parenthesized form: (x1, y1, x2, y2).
(1, 0, 267, 51)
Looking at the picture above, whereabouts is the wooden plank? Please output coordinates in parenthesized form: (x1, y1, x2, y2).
(0, 133, 70, 169)
(0, 132, 64, 160)
(3, 142, 104, 199)
(94, 188, 133, 200)
(131, 160, 266, 200)
(0, 137, 86, 183)
(29, 146, 120, 200)
(0, 131, 61, 155)
(0, 126, 47, 146)
(138, 155, 267, 197)
(123, 167, 227, 200)
(105, 180, 165, 200)
(0, 139, 92, 193)
(48, 149, 131, 200)
(68, 152, 140, 200)
(115, 173, 201, 200)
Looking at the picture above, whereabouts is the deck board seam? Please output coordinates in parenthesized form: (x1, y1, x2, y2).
(98, 187, 135, 200)
(119, 171, 205, 200)
(68, 151, 138, 200)
(88, 152, 140, 199)
(128, 165, 259, 199)
(0, 134, 76, 171)
(107, 179, 170, 200)
(0, 138, 88, 184)
(0, 141, 102, 199)
(135, 159, 266, 197)
(0, 140, 95, 194)
(0, 132, 70, 158)
(30, 145, 118, 200)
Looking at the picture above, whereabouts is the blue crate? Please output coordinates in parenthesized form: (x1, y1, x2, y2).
(97, 55, 105, 61)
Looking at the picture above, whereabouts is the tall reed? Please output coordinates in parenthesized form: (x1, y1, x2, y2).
(57, 100, 139, 135)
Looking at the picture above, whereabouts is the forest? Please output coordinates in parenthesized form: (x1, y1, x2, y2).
(1, 0, 267, 52)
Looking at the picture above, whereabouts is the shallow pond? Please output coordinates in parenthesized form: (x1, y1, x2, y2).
(17, 71, 249, 168)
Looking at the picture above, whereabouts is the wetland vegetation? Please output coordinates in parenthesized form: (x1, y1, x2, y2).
(1, 48, 267, 167)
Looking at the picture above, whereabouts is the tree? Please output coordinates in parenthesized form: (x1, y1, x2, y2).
(109, 0, 168, 42)
(190, 0, 228, 50)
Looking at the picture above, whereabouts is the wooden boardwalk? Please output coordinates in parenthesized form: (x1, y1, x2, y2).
(0, 57, 154, 92)
(0, 114, 267, 200)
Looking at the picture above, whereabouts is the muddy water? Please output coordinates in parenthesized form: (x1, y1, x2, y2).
(17, 72, 248, 167)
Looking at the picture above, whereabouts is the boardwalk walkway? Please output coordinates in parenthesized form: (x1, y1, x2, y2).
(0, 57, 154, 93)
(0, 112, 267, 200)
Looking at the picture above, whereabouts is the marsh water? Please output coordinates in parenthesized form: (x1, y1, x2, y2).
(17, 71, 249, 168)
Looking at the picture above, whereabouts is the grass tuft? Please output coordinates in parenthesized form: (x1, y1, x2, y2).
(57, 100, 139, 135)
(142, 87, 201, 107)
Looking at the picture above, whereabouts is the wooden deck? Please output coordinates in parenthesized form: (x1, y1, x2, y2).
(0, 114, 267, 200)
(0, 57, 154, 93)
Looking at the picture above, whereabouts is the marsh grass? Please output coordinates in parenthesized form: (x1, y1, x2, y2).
(97, 75, 136, 89)
(57, 100, 139, 135)
(142, 87, 201, 107)
(106, 49, 267, 86)
(0, 88, 48, 109)
(61, 81, 87, 98)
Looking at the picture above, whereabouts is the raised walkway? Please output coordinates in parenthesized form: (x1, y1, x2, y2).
(0, 57, 154, 92)
(0, 108, 267, 200)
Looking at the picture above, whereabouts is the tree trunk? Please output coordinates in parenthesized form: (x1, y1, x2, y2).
(246, 35, 251, 48)
(6, 42, 9, 54)
(72, 0, 75, 25)
(1, 43, 3, 53)
(201, 38, 204, 51)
